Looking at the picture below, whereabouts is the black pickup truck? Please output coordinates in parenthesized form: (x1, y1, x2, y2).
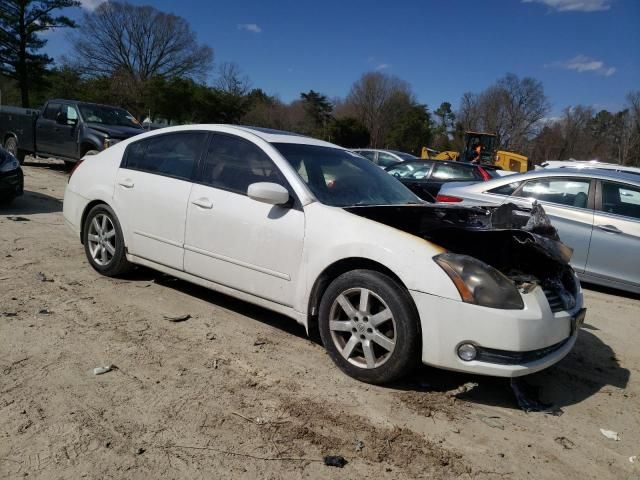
(0, 99, 145, 165)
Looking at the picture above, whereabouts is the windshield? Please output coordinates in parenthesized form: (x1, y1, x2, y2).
(79, 104, 142, 128)
(274, 143, 423, 207)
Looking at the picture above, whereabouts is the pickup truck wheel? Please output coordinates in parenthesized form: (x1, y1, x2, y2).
(4, 137, 25, 164)
(83, 204, 132, 277)
(319, 269, 420, 384)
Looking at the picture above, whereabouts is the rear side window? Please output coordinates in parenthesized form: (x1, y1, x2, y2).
(42, 103, 61, 120)
(123, 132, 206, 181)
(600, 181, 640, 220)
(432, 163, 480, 181)
(357, 151, 376, 161)
(518, 178, 590, 208)
(198, 134, 284, 195)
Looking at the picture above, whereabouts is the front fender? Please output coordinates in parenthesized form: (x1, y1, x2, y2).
(296, 203, 461, 314)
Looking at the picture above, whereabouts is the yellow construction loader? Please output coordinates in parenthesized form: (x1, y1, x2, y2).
(421, 131, 531, 173)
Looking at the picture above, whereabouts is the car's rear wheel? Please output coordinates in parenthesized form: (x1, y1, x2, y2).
(319, 269, 420, 384)
(83, 204, 131, 276)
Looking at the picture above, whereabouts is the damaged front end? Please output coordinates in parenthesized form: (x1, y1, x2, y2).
(344, 202, 580, 313)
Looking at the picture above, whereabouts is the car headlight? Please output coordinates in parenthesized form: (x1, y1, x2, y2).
(0, 154, 19, 173)
(103, 138, 121, 149)
(434, 253, 524, 309)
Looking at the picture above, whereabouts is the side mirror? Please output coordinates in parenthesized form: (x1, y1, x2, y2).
(247, 182, 291, 206)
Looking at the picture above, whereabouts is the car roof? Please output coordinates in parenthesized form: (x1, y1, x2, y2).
(471, 167, 640, 190)
(127, 124, 342, 148)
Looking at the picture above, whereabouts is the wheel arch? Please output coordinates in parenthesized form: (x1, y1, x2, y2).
(306, 257, 420, 339)
(79, 199, 110, 244)
(80, 141, 100, 156)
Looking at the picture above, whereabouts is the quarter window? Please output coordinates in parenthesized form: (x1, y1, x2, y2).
(600, 181, 640, 220)
(124, 132, 206, 181)
(198, 134, 284, 195)
(517, 178, 590, 208)
(487, 181, 522, 196)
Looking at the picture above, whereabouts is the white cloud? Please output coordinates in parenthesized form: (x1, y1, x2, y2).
(522, 0, 611, 12)
(375, 63, 390, 71)
(546, 55, 616, 76)
(79, 0, 107, 10)
(237, 23, 262, 34)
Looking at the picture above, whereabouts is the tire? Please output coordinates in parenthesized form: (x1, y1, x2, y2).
(64, 160, 76, 170)
(84, 150, 99, 157)
(318, 269, 420, 384)
(4, 137, 25, 164)
(83, 204, 132, 277)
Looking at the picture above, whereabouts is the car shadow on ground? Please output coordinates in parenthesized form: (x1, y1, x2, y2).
(392, 327, 629, 412)
(0, 190, 63, 215)
(22, 159, 71, 172)
(123, 267, 630, 412)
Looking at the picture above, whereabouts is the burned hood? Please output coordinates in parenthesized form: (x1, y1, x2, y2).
(344, 202, 575, 291)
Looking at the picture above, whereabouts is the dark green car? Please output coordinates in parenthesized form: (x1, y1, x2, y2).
(0, 146, 23, 204)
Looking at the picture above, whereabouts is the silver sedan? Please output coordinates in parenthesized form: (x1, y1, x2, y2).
(438, 168, 640, 294)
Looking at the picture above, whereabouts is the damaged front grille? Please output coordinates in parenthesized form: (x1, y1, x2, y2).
(543, 288, 565, 313)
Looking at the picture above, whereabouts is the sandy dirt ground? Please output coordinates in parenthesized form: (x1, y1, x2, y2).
(1, 159, 639, 479)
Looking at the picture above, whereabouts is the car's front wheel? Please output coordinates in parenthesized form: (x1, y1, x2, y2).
(319, 269, 420, 384)
(83, 204, 131, 276)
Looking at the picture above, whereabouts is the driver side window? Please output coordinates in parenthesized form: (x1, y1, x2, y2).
(198, 134, 285, 195)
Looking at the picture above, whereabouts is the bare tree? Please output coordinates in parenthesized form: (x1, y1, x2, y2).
(216, 62, 251, 96)
(346, 72, 412, 147)
(71, 1, 213, 82)
(457, 74, 550, 152)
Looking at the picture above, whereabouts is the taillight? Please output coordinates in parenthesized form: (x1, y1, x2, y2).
(477, 166, 492, 181)
(436, 194, 463, 203)
(68, 160, 83, 182)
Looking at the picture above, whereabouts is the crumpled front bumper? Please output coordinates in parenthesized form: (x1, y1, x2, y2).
(410, 286, 584, 377)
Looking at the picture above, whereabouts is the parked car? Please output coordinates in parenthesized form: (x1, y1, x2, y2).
(538, 160, 640, 177)
(385, 160, 498, 202)
(351, 148, 419, 168)
(0, 99, 144, 166)
(64, 125, 584, 384)
(0, 146, 23, 204)
(438, 169, 640, 294)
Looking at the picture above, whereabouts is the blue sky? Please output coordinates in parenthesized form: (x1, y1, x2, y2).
(44, 0, 639, 116)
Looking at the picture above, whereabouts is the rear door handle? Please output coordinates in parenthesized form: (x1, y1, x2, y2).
(597, 224, 622, 234)
(191, 198, 213, 209)
(118, 180, 134, 189)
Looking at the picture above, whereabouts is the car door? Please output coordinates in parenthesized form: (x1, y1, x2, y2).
(50, 104, 80, 158)
(510, 177, 595, 272)
(35, 102, 62, 154)
(183, 133, 305, 307)
(585, 180, 640, 287)
(113, 131, 207, 270)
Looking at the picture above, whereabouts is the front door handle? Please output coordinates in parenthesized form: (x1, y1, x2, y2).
(597, 224, 622, 234)
(118, 180, 134, 189)
(191, 198, 213, 209)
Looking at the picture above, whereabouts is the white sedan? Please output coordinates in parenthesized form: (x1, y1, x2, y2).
(63, 125, 585, 384)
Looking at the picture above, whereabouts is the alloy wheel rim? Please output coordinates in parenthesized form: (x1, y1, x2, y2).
(329, 287, 397, 369)
(87, 213, 116, 266)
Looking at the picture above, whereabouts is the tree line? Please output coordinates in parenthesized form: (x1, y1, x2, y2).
(1, 0, 638, 165)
